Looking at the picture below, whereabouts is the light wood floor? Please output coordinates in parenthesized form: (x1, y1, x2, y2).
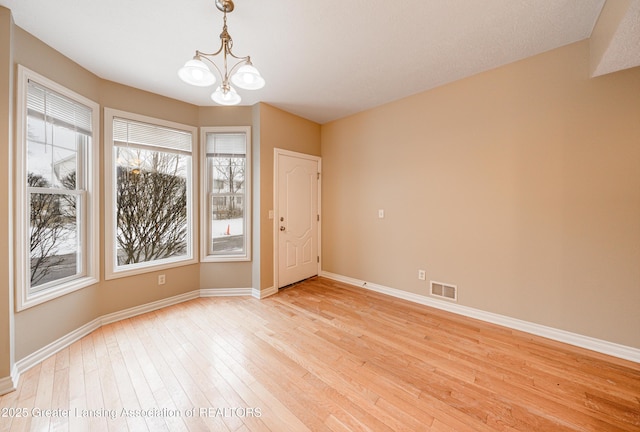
(1, 277, 639, 431)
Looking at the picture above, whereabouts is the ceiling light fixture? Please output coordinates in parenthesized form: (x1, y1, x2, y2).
(178, 0, 265, 106)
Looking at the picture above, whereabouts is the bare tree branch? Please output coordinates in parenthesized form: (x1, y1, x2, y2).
(116, 157, 188, 265)
(28, 173, 68, 286)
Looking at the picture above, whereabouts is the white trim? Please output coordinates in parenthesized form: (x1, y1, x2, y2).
(100, 291, 200, 326)
(16, 317, 102, 374)
(16, 291, 199, 374)
(103, 108, 198, 280)
(15, 66, 100, 311)
(200, 126, 252, 263)
(0, 365, 18, 396)
(254, 286, 278, 299)
(321, 271, 640, 363)
(7, 286, 260, 392)
(201, 288, 253, 297)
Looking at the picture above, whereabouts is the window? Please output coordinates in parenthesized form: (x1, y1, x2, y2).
(104, 109, 197, 278)
(15, 66, 100, 310)
(201, 127, 251, 261)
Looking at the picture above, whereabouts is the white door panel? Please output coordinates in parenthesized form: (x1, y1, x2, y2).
(276, 150, 320, 288)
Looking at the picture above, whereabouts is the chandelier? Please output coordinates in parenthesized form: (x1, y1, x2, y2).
(178, 0, 265, 106)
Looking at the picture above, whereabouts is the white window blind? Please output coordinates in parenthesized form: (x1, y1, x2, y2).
(27, 80, 93, 136)
(206, 133, 246, 156)
(16, 65, 100, 311)
(113, 117, 192, 153)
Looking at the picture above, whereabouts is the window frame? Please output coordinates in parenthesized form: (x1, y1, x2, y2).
(200, 126, 252, 262)
(15, 65, 100, 311)
(104, 108, 198, 279)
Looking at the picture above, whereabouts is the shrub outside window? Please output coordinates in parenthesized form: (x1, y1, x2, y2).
(15, 66, 100, 310)
(104, 109, 197, 278)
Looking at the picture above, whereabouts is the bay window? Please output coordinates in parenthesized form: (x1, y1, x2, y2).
(105, 109, 197, 278)
(201, 127, 251, 261)
(15, 66, 100, 310)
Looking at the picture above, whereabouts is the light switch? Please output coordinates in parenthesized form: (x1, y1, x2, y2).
(378, 209, 384, 218)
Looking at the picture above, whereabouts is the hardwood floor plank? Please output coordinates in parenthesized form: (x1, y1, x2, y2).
(134, 309, 232, 432)
(116, 318, 168, 431)
(100, 321, 149, 432)
(49, 354, 70, 432)
(91, 328, 129, 432)
(193, 301, 355, 432)
(10, 365, 40, 432)
(1, 277, 639, 431)
(29, 356, 56, 432)
(163, 303, 308, 432)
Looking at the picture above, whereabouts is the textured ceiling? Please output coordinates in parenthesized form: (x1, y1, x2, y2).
(591, 0, 640, 77)
(1, 0, 630, 124)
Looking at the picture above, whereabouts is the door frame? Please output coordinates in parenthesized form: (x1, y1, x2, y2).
(273, 148, 322, 290)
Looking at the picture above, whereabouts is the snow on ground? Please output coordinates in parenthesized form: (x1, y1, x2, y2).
(30, 226, 78, 256)
(212, 218, 244, 238)
(33, 218, 245, 259)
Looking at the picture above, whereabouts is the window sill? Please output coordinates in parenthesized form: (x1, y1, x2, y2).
(17, 276, 99, 311)
(105, 256, 198, 280)
(201, 255, 251, 263)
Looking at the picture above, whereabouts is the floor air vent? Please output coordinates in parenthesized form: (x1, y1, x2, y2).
(430, 281, 457, 301)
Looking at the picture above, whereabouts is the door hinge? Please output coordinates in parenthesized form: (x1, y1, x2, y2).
(317, 214, 320, 222)
(317, 172, 320, 180)
(317, 256, 320, 263)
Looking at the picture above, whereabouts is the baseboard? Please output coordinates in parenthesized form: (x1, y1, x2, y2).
(10, 287, 252, 390)
(320, 271, 640, 363)
(101, 291, 200, 326)
(201, 288, 253, 297)
(15, 317, 103, 376)
(254, 286, 278, 299)
(0, 365, 18, 396)
(199, 287, 277, 299)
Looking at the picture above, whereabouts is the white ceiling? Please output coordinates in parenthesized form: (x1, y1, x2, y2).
(1, 0, 633, 124)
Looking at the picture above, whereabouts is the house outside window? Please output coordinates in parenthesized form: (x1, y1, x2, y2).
(15, 66, 100, 310)
(201, 127, 251, 262)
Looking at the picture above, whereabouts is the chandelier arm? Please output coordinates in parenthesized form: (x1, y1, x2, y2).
(195, 46, 225, 59)
(196, 52, 225, 81)
(227, 57, 252, 77)
(225, 46, 251, 62)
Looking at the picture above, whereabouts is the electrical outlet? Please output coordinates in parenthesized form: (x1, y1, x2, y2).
(158, 274, 166, 285)
(418, 270, 426, 280)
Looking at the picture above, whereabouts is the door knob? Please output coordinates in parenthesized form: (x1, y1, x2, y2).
(280, 226, 286, 231)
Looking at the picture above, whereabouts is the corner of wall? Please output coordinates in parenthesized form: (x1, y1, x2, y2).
(0, 4, 15, 391)
(251, 103, 262, 291)
(589, 0, 635, 77)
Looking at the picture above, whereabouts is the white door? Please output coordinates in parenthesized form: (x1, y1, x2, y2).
(275, 150, 320, 288)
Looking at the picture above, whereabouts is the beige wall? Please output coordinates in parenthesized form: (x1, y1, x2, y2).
(321, 40, 640, 348)
(3, 4, 638, 384)
(256, 103, 321, 290)
(12, 27, 105, 360)
(11, 24, 202, 360)
(199, 106, 254, 289)
(3, 17, 322, 364)
(0, 6, 15, 379)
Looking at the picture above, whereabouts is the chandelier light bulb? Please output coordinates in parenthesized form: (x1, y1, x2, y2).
(178, 58, 216, 87)
(211, 86, 241, 105)
(231, 64, 265, 90)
